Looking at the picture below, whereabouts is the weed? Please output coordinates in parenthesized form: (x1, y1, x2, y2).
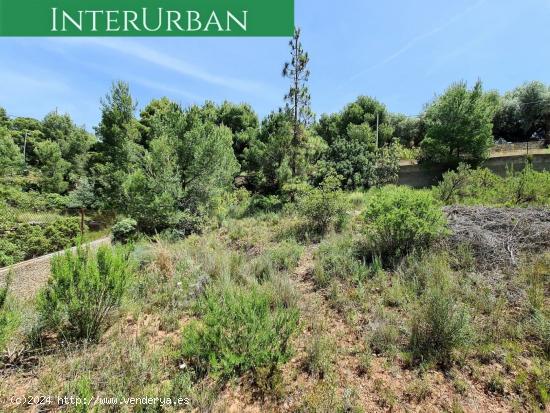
(404, 377, 432, 402)
(181, 281, 299, 388)
(304, 322, 336, 379)
(409, 286, 471, 367)
(486, 373, 506, 395)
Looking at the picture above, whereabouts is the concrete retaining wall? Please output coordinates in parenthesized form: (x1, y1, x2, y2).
(398, 153, 550, 188)
(0, 237, 111, 300)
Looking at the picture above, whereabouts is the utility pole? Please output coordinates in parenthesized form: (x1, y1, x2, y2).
(22, 131, 28, 168)
(376, 112, 379, 148)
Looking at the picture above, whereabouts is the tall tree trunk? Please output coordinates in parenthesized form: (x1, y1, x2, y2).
(292, 34, 299, 176)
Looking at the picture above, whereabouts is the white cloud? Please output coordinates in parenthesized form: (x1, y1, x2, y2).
(341, 0, 487, 87)
(57, 38, 273, 97)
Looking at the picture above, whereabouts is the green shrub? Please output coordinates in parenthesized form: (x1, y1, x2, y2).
(0, 238, 23, 267)
(267, 239, 303, 272)
(304, 323, 335, 379)
(248, 195, 283, 214)
(296, 175, 349, 238)
(0, 279, 18, 351)
(13, 223, 51, 258)
(363, 186, 447, 264)
(313, 236, 368, 289)
(530, 312, 550, 357)
(181, 282, 299, 385)
(37, 246, 132, 342)
(111, 218, 137, 243)
(44, 217, 81, 251)
(368, 320, 401, 356)
(409, 286, 471, 366)
(1, 216, 81, 265)
(434, 163, 550, 206)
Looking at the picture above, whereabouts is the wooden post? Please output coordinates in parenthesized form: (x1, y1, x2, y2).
(80, 208, 85, 239)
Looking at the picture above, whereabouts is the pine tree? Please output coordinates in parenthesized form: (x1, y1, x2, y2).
(282, 27, 313, 176)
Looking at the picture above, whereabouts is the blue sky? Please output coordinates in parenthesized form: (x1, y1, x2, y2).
(1, 0, 550, 130)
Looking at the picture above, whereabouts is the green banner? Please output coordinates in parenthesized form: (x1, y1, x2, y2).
(0, 0, 294, 36)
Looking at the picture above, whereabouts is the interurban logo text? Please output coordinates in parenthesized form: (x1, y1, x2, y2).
(0, 0, 294, 36)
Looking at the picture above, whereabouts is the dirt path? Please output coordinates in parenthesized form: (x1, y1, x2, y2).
(0, 237, 111, 300)
(201, 245, 512, 412)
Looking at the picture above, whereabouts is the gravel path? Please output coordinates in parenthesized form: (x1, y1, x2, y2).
(0, 237, 111, 300)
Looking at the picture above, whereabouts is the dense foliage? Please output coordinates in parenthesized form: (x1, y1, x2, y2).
(420, 81, 498, 166)
(0, 279, 18, 352)
(182, 281, 299, 383)
(0, 209, 80, 267)
(36, 246, 132, 342)
(434, 162, 550, 206)
(363, 186, 447, 263)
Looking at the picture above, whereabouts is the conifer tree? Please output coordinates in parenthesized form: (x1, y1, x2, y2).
(282, 27, 313, 176)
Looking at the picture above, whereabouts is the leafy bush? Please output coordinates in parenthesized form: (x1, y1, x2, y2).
(267, 239, 303, 272)
(313, 236, 368, 289)
(111, 218, 137, 243)
(296, 175, 349, 238)
(37, 246, 132, 342)
(434, 163, 550, 206)
(304, 327, 335, 379)
(0, 279, 18, 351)
(363, 186, 447, 263)
(44, 217, 81, 251)
(0, 239, 23, 267)
(2, 217, 81, 265)
(181, 281, 299, 385)
(409, 286, 471, 366)
(248, 194, 283, 214)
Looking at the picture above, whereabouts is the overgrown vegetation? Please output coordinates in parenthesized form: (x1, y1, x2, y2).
(0, 279, 18, 352)
(1, 26, 550, 413)
(363, 186, 447, 264)
(36, 246, 132, 342)
(182, 281, 299, 386)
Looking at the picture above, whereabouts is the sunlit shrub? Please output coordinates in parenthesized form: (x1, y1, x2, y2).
(363, 186, 447, 264)
(181, 281, 299, 386)
(409, 286, 471, 366)
(37, 246, 132, 342)
(296, 175, 349, 238)
(111, 217, 137, 244)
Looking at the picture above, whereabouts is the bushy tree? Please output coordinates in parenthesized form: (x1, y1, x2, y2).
(217, 101, 259, 163)
(421, 80, 498, 166)
(493, 94, 523, 142)
(317, 96, 394, 152)
(8, 117, 44, 167)
(515, 81, 550, 145)
(0, 127, 23, 176)
(42, 112, 94, 184)
(315, 96, 398, 190)
(0, 107, 9, 127)
(90, 81, 141, 210)
(389, 113, 424, 147)
(245, 111, 324, 194)
(34, 140, 70, 193)
(123, 136, 183, 233)
(128, 100, 239, 233)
